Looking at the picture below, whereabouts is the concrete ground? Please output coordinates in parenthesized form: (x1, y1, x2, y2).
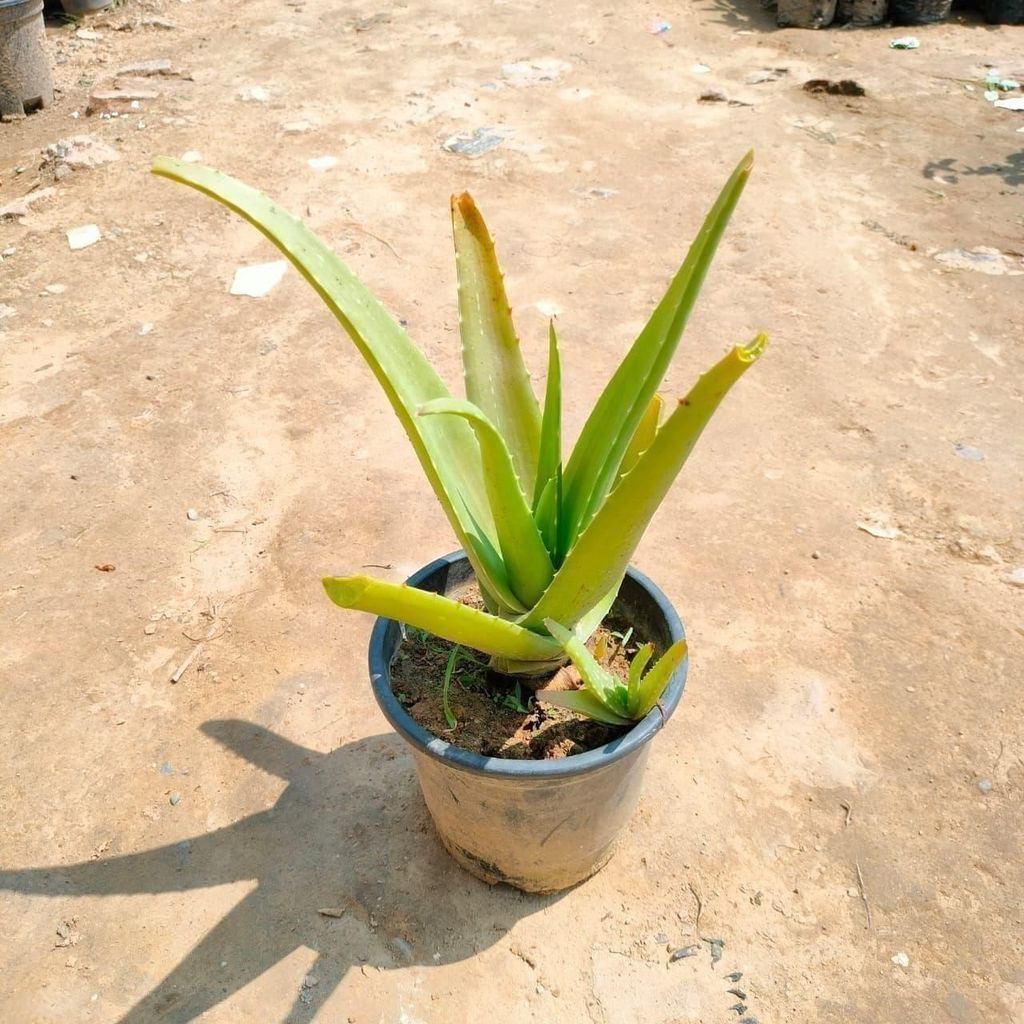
(1, 0, 1022, 1021)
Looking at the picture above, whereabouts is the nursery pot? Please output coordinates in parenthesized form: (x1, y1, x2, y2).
(0, 0, 53, 119)
(369, 551, 688, 894)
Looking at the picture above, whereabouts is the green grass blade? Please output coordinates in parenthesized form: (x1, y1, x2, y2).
(523, 334, 766, 629)
(441, 646, 460, 728)
(152, 159, 518, 607)
(543, 619, 629, 717)
(631, 639, 688, 718)
(533, 687, 633, 726)
(322, 576, 561, 661)
(533, 321, 562, 509)
(452, 193, 542, 497)
(419, 398, 554, 608)
(559, 152, 754, 553)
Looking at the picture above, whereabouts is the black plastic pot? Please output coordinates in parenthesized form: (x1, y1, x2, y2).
(889, 0, 952, 23)
(776, 0, 838, 28)
(0, 0, 53, 119)
(369, 552, 688, 894)
(984, 0, 1024, 23)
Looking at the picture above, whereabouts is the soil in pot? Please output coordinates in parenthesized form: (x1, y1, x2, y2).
(389, 586, 657, 760)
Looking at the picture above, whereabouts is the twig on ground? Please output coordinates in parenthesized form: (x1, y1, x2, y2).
(170, 644, 203, 684)
(688, 881, 704, 936)
(840, 800, 852, 827)
(855, 861, 872, 929)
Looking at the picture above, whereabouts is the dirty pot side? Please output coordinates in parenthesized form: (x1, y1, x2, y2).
(369, 552, 688, 894)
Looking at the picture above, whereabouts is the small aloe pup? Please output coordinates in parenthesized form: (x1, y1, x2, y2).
(152, 152, 766, 715)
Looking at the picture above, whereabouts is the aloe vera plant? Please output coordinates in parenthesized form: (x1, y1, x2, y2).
(152, 153, 765, 704)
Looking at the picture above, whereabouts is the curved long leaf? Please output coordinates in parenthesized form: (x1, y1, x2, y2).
(543, 619, 628, 717)
(533, 321, 562, 510)
(452, 193, 541, 496)
(150, 159, 527, 612)
(533, 687, 632, 726)
(322, 576, 560, 661)
(419, 398, 553, 608)
(616, 394, 662, 487)
(522, 333, 767, 629)
(559, 152, 754, 554)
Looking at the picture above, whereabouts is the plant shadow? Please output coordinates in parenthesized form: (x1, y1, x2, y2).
(0, 721, 555, 1022)
(923, 151, 1024, 188)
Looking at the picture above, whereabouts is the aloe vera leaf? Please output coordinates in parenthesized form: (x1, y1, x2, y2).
(626, 642, 655, 713)
(523, 333, 766, 629)
(533, 321, 562, 509)
(452, 193, 542, 496)
(419, 398, 553, 608)
(151, 158, 521, 610)
(616, 394, 663, 486)
(533, 687, 634, 726)
(533, 474, 559, 561)
(543, 619, 629, 717)
(322, 576, 561, 661)
(632, 639, 688, 718)
(559, 152, 754, 553)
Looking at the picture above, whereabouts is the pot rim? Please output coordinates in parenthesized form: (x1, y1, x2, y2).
(369, 551, 688, 780)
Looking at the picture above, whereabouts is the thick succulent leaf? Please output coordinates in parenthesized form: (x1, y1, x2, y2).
(626, 642, 655, 711)
(543, 619, 629, 717)
(571, 579, 620, 642)
(559, 152, 754, 553)
(152, 159, 522, 612)
(522, 334, 766, 630)
(533, 687, 633, 726)
(322, 576, 561, 661)
(631, 639, 689, 718)
(616, 394, 662, 487)
(452, 192, 541, 496)
(533, 321, 562, 510)
(419, 398, 554, 607)
(489, 652, 567, 679)
(533, 474, 559, 561)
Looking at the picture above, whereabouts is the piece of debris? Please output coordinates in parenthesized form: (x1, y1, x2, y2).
(726, 971, 744, 983)
(170, 644, 203, 684)
(669, 945, 699, 962)
(699, 90, 752, 107)
(0, 187, 56, 220)
(856, 520, 901, 540)
(691, 63, 711, 74)
(42, 284, 66, 295)
(76, 28, 104, 41)
(181, 150, 202, 163)
(501, 59, 571, 86)
(237, 85, 270, 102)
(746, 67, 788, 84)
(280, 120, 313, 134)
(169, 792, 182, 806)
(573, 186, 618, 199)
(648, 18, 672, 33)
(803, 79, 866, 97)
(94, 563, 116, 572)
(186, 508, 200, 521)
(934, 247, 1023, 276)
(702, 937, 725, 965)
(55, 919, 80, 948)
(116, 59, 192, 79)
(994, 97, 1024, 111)
(891, 951, 910, 968)
(730, 1005, 748, 1016)
(86, 89, 160, 115)
(144, 624, 157, 635)
(1005, 567, 1024, 588)
(140, 322, 154, 336)
(889, 36, 920, 48)
(953, 442, 984, 462)
(976, 778, 993, 794)
(985, 72, 1021, 92)
(302, 973, 319, 988)
(230, 260, 288, 298)
(353, 12, 391, 31)
(67, 225, 102, 251)
(307, 155, 339, 171)
(317, 907, 346, 918)
(442, 127, 508, 157)
(42, 136, 119, 181)
(862, 219, 916, 251)
(856, 862, 873, 928)
(728, 988, 748, 999)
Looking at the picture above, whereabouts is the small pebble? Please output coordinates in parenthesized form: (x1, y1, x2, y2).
(728, 988, 748, 1000)
(730, 1005, 748, 1016)
(67, 224, 101, 251)
(140, 323, 154, 336)
(669, 945, 699, 962)
(144, 624, 157, 635)
(726, 972, 744, 982)
(169, 792, 182, 806)
(186, 508, 199, 521)
(977, 778, 993, 794)
(891, 951, 910, 968)
(181, 150, 203, 163)
(302, 974, 319, 989)
(811, 550, 821, 559)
